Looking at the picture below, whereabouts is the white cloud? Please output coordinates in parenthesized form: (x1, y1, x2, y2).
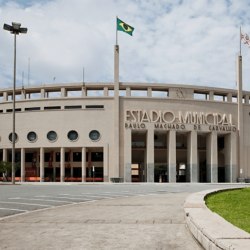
(1, 0, 250, 90)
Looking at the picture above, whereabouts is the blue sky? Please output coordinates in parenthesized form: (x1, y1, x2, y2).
(1, 0, 250, 90)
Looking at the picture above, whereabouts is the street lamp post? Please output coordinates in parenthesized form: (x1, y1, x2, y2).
(3, 22, 27, 184)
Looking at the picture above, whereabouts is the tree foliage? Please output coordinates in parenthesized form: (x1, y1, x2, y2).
(0, 161, 20, 181)
(0, 161, 12, 173)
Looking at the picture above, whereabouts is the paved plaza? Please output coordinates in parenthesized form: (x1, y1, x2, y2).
(0, 183, 249, 249)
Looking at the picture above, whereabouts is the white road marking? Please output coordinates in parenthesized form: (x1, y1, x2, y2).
(0, 207, 28, 212)
(59, 194, 110, 199)
(0, 201, 51, 207)
(34, 195, 91, 201)
(9, 198, 73, 203)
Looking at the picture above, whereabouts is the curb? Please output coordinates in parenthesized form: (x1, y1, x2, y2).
(184, 187, 250, 250)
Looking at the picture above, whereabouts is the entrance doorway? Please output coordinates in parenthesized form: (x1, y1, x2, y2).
(218, 136, 225, 182)
(86, 148, 104, 182)
(132, 131, 146, 182)
(154, 132, 168, 182)
(176, 133, 187, 182)
(198, 134, 207, 182)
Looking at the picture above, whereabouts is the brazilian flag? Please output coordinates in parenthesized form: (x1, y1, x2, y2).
(117, 18, 134, 36)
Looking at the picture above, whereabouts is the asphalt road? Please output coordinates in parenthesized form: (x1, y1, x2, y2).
(0, 182, 247, 218)
(0, 183, 249, 250)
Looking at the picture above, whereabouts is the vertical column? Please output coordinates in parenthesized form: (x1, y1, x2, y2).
(227, 93, 232, 102)
(230, 132, 237, 182)
(225, 133, 237, 182)
(126, 87, 131, 97)
(103, 144, 109, 182)
(206, 132, 218, 182)
(3, 148, 7, 162)
(104, 87, 108, 97)
(187, 131, 198, 182)
(21, 148, 25, 182)
(209, 91, 214, 101)
(40, 147, 44, 182)
(237, 55, 244, 179)
(21, 89, 26, 100)
(113, 45, 120, 178)
(82, 147, 86, 182)
(70, 166, 73, 180)
(147, 87, 152, 97)
(224, 134, 230, 182)
(61, 87, 66, 97)
(87, 150, 92, 180)
(2, 149, 7, 181)
(245, 95, 249, 104)
(124, 129, 132, 182)
(3, 92, 7, 102)
(40, 88, 45, 98)
(168, 130, 176, 182)
(82, 87, 86, 97)
(60, 147, 65, 182)
(146, 127, 154, 182)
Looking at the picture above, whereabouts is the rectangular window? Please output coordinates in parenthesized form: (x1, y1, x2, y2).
(214, 94, 224, 101)
(44, 153, 52, 162)
(87, 90, 104, 97)
(194, 92, 207, 100)
(119, 90, 126, 96)
(85, 105, 104, 109)
(6, 108, 21, 112)
(55, 152, 60, 162)
(64, 105, 82, 109)
(73, 152, 82, 162)
(25, 153, 33, 163)
(25, 107, 41, 111)
(152, 90, 168, 98)
(8, 152, 21, 163)
(46, 91, 61, 98)
(91, 152, 103, 162)
(55, 152, 70, 162)
(67, 90, 82, 97)
(44, 106, 61, 110)
(131, 90, 147, 97)
(65, 152, 70, 162)
(28, 93, 41, 99)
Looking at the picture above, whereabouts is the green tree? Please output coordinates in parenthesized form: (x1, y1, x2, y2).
(0, 161, 20, 182)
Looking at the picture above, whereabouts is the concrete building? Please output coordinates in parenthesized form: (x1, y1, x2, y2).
(0, 80, 249, 183)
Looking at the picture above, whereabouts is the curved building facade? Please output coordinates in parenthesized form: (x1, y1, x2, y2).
(0, 82, 249, 183)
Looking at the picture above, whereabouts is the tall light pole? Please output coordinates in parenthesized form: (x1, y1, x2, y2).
(3, 22, 28, 184)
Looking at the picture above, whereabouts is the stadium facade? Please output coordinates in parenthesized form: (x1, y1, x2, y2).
(0, 79, 249, 183)
(0, 48, 249, 183)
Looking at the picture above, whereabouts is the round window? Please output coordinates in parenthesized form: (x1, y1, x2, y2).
(27, 131, 37, 142)
(89, 130, 100, 141)
(67, 130, 78, 141)
(47, 131, 57, 142)
(8, 132, 18, 143)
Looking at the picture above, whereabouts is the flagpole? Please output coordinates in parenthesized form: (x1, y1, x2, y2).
(237, 43, 243, 181)
(240, 26, 242, 56)
(82, 67, 84, 83)
(113, 16, 120, 180)
(116, 16, 118, 45)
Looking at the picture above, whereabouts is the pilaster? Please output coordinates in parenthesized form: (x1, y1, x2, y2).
(187, 131, 198, 182)
(82, 147, 86, 182)
(146, 127, 154, 182)
(104, 144, 109, 182)
(60, 147, 65, 182)
(124, 129, 132, 182)
(168, 130, 176, 182)
(40, 147, 44, 182)
(21, 148, 25, 182)
(206, 132, 218, 182)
